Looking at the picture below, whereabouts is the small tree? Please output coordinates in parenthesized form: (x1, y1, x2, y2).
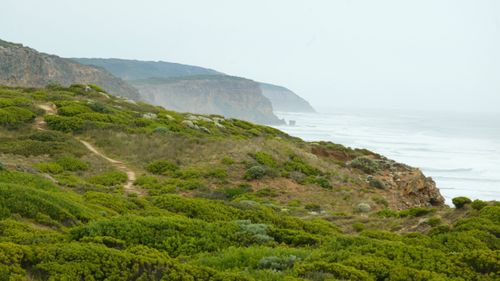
(471, 199, 487, 211)
(452, 196, 472, 209)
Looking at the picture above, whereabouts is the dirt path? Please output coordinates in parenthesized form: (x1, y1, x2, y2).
(79, 140, 140, 195)
(34, 103, 140, 195)
(34, 104, 57, 131)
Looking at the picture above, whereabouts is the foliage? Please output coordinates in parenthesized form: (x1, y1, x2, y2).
(453, 196, 472, 209)
(244, 166, 266, 180)
(146, 160, 179, 175)
(89, 171, 127, 187)
(350, 157, 379, 174)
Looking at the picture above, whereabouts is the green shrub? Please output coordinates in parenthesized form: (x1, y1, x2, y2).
(398, 207, 435, 218)
(284, 155, 320, 176)
(223, 185, 253, 199)
(45, 115, 84, 132)
(221, 157, 234, 165)
(55, 155, 88, 171)
(471, 199, 488, 211)
(305, 203, 321, 212)
(452, 197, 472, 209)
(57, 104, 91, 116)
(36, 162, 64, 174)
(253, 152, 278, 168)
(352, 222, 365, 232)
(356, 203, 371, 213)
(426, 217, 442, 227)
(244, 166, 266, 180)
(89, 171, 127, 187)
(146, 160, 179, 175)
(369, 178, 386, 189)
(350, 157, 379, 174)
(0, 106, 35, 128)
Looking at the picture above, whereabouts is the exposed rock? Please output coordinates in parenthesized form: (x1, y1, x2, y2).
(260, 82, 315, 112)
(0, 39, 139, 99)
(131, 76, 284, 125)
(310, 143, 445, 210)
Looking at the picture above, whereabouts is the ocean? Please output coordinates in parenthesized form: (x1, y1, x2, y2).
(273, 109, 500, 205)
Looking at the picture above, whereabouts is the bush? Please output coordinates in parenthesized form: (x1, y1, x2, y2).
(146, 160, 179, 175)
(369, 178, 386, 189)
(244, 166, 266, 180)
(89, 171, 127, 187)
(452, 197, 472, 209)
(253, 152, 278, 168)
(55, 155, 88, 171)
(45, 115, 84, 132)
(36, 162, 64, 174)
(350, 157, 379, 174)
(356, 203, 371, 213)
(398, 207, 435, 218)
(352, 222, 365, 232)
(305, 203, 322, 212)
(426, 217, 442, 227)
(471, 199, 488, 211)
(0, 106, 35, 128)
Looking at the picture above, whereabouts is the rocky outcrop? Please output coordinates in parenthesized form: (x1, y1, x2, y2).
(0, 39, 139, 99)
(131, 76, 284, 125)
(371, 159, 445, 209)
(311, 143, 445, 210)
(260, 83, 315, 112)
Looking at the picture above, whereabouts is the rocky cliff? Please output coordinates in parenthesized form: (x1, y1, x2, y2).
(131, 76, 284, 125)
(0, 39, 139, 99)
(260, 83, 316, 112)
(74, 58, 315, 118)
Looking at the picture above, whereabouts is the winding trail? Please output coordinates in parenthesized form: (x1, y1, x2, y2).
(34, 103, 141, 195)
(79, 140, 140, 195)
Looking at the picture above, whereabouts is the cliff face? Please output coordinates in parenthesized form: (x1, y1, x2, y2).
(74, 58, 315, 120)
(0, 40, 139, 99)
(260, 83, 315, 113)
(131, 76, 284, 125)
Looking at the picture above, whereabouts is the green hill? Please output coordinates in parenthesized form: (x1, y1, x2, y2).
(0, 84, 498, 280)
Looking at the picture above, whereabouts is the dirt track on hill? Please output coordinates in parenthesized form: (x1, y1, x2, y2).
(34, 103, 140, 195)
(79, 140, 140, 195)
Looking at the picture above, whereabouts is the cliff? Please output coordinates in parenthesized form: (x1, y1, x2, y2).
(131, 76, 284, 125)
(0, 39, 139, 99)
(74, 58, 315, 118)
(260, 82, 316, 112)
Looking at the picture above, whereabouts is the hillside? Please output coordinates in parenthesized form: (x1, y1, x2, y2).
(0, 84, 498, 280)
(260, 83, 316, 113)
(131, 76, 284, 125)
(73, 58, 222, 80)
(0, 39, 139, 100)
(74, 57, 316, 116)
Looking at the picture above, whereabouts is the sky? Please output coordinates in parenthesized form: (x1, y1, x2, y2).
(1, 0, 499, 113)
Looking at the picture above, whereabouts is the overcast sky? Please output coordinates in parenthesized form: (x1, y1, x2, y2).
(1, 0, 499, 113)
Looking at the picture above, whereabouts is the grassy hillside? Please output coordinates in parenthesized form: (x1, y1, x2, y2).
(0, 84, 498, 280)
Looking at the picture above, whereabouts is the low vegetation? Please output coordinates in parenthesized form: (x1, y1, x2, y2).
(0, 85, 497, 280)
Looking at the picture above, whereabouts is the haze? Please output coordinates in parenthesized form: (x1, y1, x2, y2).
(1, 0, 499, 113)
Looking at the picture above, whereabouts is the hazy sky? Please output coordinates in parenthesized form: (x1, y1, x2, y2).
(1, 0, 499, 112)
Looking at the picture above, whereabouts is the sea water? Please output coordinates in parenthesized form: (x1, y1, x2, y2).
(273, 109, 500, 205)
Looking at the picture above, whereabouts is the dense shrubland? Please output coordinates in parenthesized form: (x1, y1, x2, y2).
(0, 85, 498, 280)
